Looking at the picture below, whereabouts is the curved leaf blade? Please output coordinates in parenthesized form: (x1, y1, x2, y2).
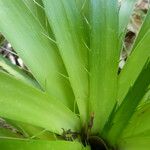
(104, 61, 150, 145)
(0, 0, 74, 109)
(0, 128, 22, 138)
(0, 55, 40, 89)
(118, 136, 150, 150)
(132, 8, 150, 49)
(89, 0, 119, 133)
(0, 139, 89, 150)
(118, 9, 150, 105)
(0, 72, 80, 135)
(43, 0, 89, 123)
(121, 102, 150, 138)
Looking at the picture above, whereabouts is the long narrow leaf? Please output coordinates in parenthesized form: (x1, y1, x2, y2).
(132, 8, 150, 49)
(0, 128, 22, 138)
(118, 136, 150, 150)
(89, 0, 119, 133)
(4, 119, 56, 140)
(0, 139, 90, 150)
(43, 0, 89, 123)
(0, 0, 74, 109)
(0, 55, 40, 89)
(0, 72, 80, 135)
(23, 0, 52, 34)
(23, 0, 37, 16)
(121, 102, 150, 138)
(118, 9, 150, 105)
(76, 0, 90, 46)
(104, 61, 150, 145)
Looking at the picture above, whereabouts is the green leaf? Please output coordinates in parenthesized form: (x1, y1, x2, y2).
(43, 0, 89, 123)
(0, 0, 74, 109)
(118, 9, 150, 105)
(4, 119, 56, 140)
(0, 71, 80, 135)
(18, 125, 55, 140)
(118, 136, 150, 150)
(0, 128, 22, 138)
(121, 102, 150, 139)
(0, 139, 90, 150)
(89, 0, 119, 133)
(76, 0, 90, 45)
(0, 118, 23, 138)
(23, 0, 37, 16)
(31, 0, 47, 29)
(76, 0, 90, 20)
(0, 55, 40, 89)
(23, 0, 52, 34)
(103, 61, 150, 145)
(132, 9, 150, 49)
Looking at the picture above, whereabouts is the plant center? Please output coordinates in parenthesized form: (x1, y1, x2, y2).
(88, 136, 109, 150)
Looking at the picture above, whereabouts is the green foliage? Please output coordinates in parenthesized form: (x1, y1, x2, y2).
(0, 0, 150, 149)
(118, 8, 150, 105)
(0, 139, 90, 150)
(89, 0, 119, 133)
(103, 61, 150, 145)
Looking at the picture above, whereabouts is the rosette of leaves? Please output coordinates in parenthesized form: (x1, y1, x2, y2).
(0, 0, 150, 150)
